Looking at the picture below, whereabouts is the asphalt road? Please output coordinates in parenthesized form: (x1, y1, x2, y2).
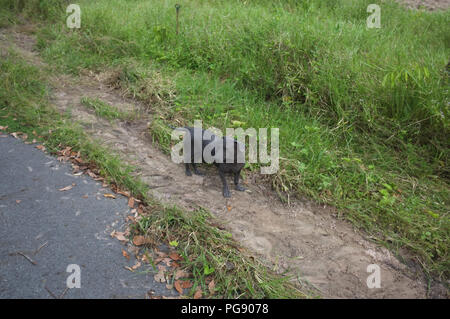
(0, 134, 175, 298)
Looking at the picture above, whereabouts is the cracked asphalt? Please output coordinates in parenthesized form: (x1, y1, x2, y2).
(0, 134, 176, 298)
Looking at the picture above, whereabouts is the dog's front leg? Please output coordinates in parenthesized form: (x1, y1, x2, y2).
(219, 170, 231, 198)
(234, 171, 246, 191)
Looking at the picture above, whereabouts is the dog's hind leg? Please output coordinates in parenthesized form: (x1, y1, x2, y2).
(234, 171, 245, 191)
(185, 163, 192, 176)
(219, 170, 231, 198)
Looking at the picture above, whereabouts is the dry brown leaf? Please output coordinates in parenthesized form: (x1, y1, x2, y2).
(174, 269, 189, 280)
(128, 197, 135, 208)
(16, 200, 21, 204)
(227, 205, 232, 211)
(116, 190, 130, 197)
(174, 280, 183, 294)
(154, 270, 166, 283)
(171, 261, 180, 268)
(181, 281, 193, 289)
(161, 258, 172, 266)
(58, 184, 74, 192)
(157, 264, 167, 271)
(208, 280, 215, 295)
(131, 261, 142, 270)
(124, 266, 134, 272)
(86, 171, 97, 178)
(193, 288, 202, 299)
(0, 125, 8, 130)
(169, 252, 182, 261)
(122, 249, 130, 260)
(36, 145, 46, 151)
(103, 194, 116, 199)
(132, 235, 146, 246)
(155, 250, 168, 258)
(110, 230, 127, 242)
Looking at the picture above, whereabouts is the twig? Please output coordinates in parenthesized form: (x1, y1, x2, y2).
(59, 287, 69, 299)
(45, 286, 58, 299)
(16, 252, 37, 265)
(34, 241, 48, 255)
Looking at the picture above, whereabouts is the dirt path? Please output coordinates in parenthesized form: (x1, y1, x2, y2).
(1, 28, 447, 299)
(397, 0, 450, 10)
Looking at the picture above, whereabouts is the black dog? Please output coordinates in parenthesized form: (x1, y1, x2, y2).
(173, 126, 246, 198)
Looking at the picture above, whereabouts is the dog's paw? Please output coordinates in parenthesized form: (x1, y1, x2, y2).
(235, 184, 246, 192)
(223, 189, 231, 198)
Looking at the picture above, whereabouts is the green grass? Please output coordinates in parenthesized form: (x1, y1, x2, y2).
(80, 96, 132, 121)
(1, 0, 449, 282)
(0, 49, 310, 298)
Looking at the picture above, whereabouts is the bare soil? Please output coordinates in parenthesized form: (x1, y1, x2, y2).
(1, 27, 447, 299)
(397, 0, 450, 10)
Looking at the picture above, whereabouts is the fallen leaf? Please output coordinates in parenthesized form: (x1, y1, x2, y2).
(155, 250, 168, 258)
(36, 145, 46, 151)
(157, 264, 167, 271)
(165, 284, 173, 290)
(169, 252, 182, 261)
(128, 197, 135, 208)
(16, 200, 21, 204)
(131, 261, 142, 270)
(174, 280, 183, 294)
(124, 266, 134, 272)
(208, 280, 215, 295)
(181, 281, 193, 289)
(227, 205, 232, 211)
(110, 230, 127, 242)
(116, 190, 130, 197)
(162, 257, 172, 266)
(171, 261, 180, 268)
(132, 235, 146, 246)
(122, 249, 130, 260)
(103, 194, 116, 199)
(154, 270, 166, 283)
(126, 215, 136, 223)
(0, 125, 8, 130)
(193, 288, 202, 299)
(174, 269, 189, 280)
(82, 195, 88, 199)
(58, 184, 74, 192)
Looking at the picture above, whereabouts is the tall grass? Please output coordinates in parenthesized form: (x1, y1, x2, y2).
(2, 0, 449, 280)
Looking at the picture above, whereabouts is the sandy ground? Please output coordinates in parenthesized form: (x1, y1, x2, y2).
(0, 27, 447, 299)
